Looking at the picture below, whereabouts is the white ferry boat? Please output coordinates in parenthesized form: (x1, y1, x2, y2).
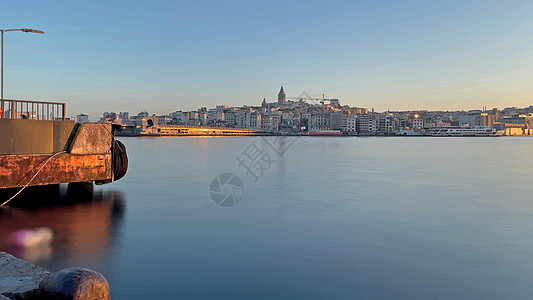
(396, 129, 425, 136)
(431, 126, 496, 137)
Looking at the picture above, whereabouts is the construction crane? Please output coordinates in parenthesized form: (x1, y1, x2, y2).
(287, 93, 334, 131)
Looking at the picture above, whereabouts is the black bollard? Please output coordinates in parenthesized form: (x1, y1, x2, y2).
(38, 268, 110, 300)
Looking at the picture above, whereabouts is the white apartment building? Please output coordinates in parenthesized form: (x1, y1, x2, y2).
(346, 116, 357, 133)
(411, 118, 424, 129)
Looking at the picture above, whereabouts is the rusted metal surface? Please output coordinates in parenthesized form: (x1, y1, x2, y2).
(0, 153, 112, 189)
(0, 121, 123, 189)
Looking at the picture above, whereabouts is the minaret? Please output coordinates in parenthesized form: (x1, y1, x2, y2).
(278, 86, 286, 104)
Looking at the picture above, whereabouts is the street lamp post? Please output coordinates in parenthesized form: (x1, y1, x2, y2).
(0, 28, 45, 115)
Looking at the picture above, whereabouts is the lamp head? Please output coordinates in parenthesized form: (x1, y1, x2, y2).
(21, 29, 45, 34)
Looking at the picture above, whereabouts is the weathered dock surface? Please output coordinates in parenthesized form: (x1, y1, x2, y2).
(1, 99, 127, 192)
(0, 118, 126, 191)
(0, 252, 49, 299)
(0, 120, 114, 189)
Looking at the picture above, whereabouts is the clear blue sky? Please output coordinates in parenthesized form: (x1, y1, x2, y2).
(2, 0, 533, 118)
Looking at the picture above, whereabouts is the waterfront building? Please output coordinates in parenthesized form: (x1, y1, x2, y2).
(356, 114, 378, 134)
(310, 113, 331, 131)
(398, 118, 408, 129)
(119, 112, 129, 121)
(356, 114, 370, 133)
(235, 110, 245, 128)
(270, 111, 281, 131)
(137, 111, 149, 119)
(188, 111, 198, 121)
(248, 112, 261, 129)
(346, 116, 357, 133)
(436, 121, 451, 127)
(100, 112, 119, 123)
(76, 113, 89, 123)
(369, 117, 378, 133)
(340, 112, 349, 132)
(224, 111, 237, 127)
(500, 114, 533, 136)
(458, 113, 481, 127)
(481, 113, 496, 129)
(141, 115, 159, 133)
(261, 115, 273, 131)
(235, 109, 262, 129)
(198, 107, 208, 125)
(215, 106, 226, 122)
(355, 107, 368, 115)
(330, 112, 343, 131)
(169, 111, 187, 124)
(503, 123, 530, 136)
(411, 116, 424, 130)
(378, 115, 395, 133)
(199, 112, 208, 126)
(158, 115, 171, 125)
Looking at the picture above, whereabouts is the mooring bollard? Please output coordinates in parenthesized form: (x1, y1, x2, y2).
(39, 268, 110, 300)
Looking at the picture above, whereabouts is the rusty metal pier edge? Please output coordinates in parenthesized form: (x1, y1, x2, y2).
(1, 119, 122, 190)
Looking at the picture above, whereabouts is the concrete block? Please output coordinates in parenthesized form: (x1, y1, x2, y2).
(0, 252, 50, 299)
(70, 124, 112, 155)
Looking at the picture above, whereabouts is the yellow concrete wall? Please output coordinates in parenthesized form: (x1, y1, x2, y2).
(0, 119, 76, 154)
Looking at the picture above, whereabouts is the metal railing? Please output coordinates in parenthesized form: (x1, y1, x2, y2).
(0, 99, 66, 120)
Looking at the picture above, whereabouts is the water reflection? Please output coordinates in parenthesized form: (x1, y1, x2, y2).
(6, 227, 54, 262)
(0, 184, 125, 271)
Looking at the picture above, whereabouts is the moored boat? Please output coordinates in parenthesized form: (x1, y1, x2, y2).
(431, 126, 497, 137)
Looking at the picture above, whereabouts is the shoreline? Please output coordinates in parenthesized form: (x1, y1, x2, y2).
(115, 133, 512, 138)
(0, 252, 110, 300)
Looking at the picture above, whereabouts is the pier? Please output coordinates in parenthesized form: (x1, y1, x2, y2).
(115, 117, 265, 137)
(0, 99, 127, 191)
(143, 124, 263, 136)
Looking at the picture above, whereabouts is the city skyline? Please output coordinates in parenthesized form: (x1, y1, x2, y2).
(2, 1, 533, 117)
(86, 86, 531, 122)
(93, 86, 533, 138)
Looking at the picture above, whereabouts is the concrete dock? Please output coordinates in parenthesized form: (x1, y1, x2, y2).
(0, 252, 49, 299)
(0, 99, 127, 192)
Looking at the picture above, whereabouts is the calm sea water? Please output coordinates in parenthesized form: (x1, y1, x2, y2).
(2, 137, 533, 299)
